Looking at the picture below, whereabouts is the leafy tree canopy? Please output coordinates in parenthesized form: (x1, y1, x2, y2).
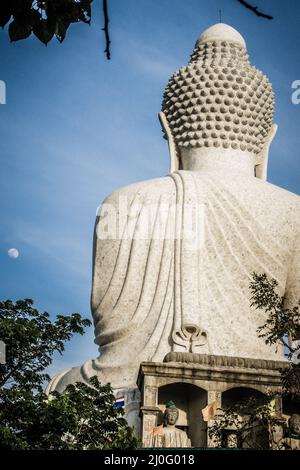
(209, 273, 300, 450)
(0, 298, 91, 390)
(0, 299, 139, 450)
(0, 0, 93, 45)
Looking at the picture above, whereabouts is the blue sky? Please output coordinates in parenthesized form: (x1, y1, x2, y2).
(0, 0, 300, 377)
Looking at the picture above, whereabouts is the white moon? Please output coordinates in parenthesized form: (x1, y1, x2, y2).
(8, 248, 19, 259)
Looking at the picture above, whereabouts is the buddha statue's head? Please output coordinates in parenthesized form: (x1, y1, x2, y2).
(160, 23, 276, 179)
(163, 401, 179, 426)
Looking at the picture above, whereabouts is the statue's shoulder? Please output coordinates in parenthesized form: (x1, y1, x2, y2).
(255, 178, 300, 210)
(260, 179, 299, 199)
(255, 179, 300, 233)
(102, 176, 175, 206)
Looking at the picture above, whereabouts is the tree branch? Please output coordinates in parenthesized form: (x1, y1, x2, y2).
(237, 0, 273, 20)
(102, 0, 111, 60)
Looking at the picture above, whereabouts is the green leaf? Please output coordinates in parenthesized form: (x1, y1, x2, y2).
(9, 20, 31, 41)
(33, 19, 55, 45)
(80, 0, 92, 23)
(14, 8, 41, 28)
(12, 0, 33, 15)
(55, 18, 71, 43)
(0, 1, 12, 28)
(45, 1, 57, 34)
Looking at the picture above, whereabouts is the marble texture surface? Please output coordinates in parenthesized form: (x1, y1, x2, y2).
(161, 23, 274, 157)
(47, 166, 300, 393)
(46, 24, 300, 422)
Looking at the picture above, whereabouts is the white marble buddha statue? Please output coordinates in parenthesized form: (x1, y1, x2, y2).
(47, 24, 300, 399)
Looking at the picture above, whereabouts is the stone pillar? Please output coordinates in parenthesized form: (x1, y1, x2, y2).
(140, 406, 161, 447)
(269, 396, 284, 449)
(139, 376, 161, 446)
(206, 390, 222, 448)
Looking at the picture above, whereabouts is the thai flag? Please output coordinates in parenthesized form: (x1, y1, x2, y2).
(113, 396, 125, 408)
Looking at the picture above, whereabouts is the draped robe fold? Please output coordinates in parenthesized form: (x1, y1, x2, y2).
(47, 170, 300, 391)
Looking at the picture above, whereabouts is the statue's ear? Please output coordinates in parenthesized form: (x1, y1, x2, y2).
(159, 112, 181, 172)
(255, 124, 277, 181)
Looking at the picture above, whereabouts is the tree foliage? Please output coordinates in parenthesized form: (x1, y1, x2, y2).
(0, 0, 93, 45)
(250, 273, 300, 400)
(208, 396, 286, 450)
(250, 273, 300, 351)
(0, 299, 139, 450)
(209, 273, 300, 449)
(0, 298, 91, 390)
(1, 377, 138, 450)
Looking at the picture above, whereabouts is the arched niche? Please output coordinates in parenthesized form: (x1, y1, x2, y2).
(221, 386, 269, 449)
(222, 386, 268, 410)
(157, 382, 207, 447)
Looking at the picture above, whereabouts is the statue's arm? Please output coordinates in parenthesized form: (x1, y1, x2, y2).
(90, 183, 145, 316)
(90, 193, 124, 315)
(90, 176, 174, 317)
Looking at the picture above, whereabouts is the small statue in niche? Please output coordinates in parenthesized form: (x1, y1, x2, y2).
(282, 413, 300, 450)
(148, 400, 191, 448)
(288, 414, 300, 438)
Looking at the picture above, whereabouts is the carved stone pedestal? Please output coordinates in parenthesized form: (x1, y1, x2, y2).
(137, 353, 288, 448)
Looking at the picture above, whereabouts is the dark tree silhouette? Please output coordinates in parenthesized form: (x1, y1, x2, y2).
(237, 0, 273, 20)
(102, 0, 110, 60)
(0, 1, 93, 44)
